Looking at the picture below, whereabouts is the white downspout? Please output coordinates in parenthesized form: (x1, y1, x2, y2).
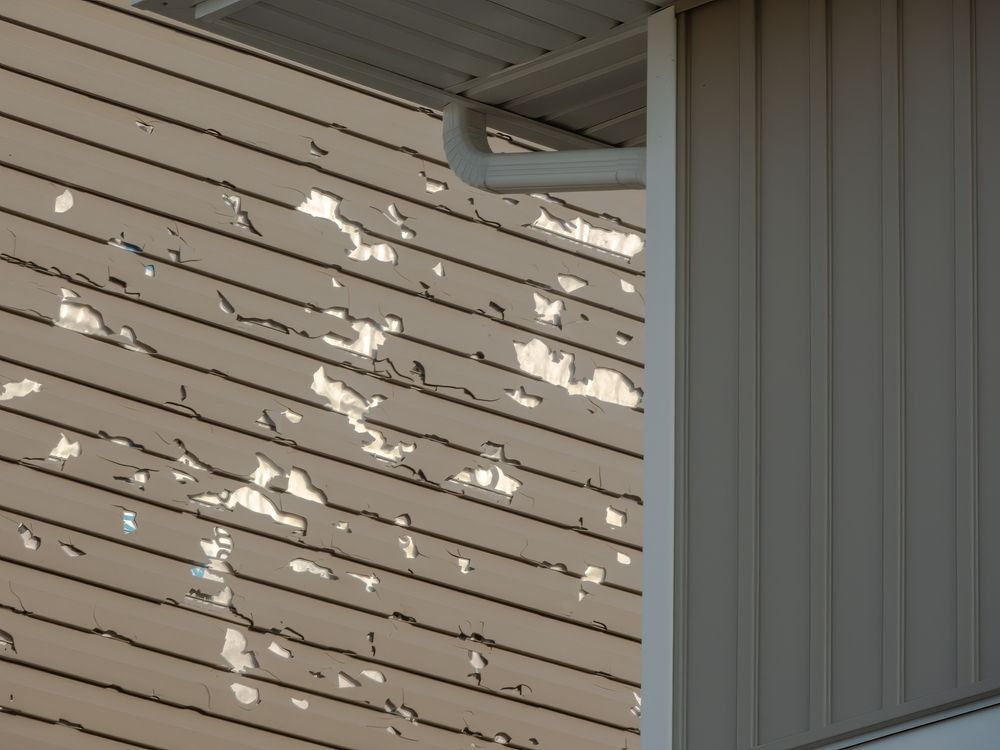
(441, 103, 646, 193)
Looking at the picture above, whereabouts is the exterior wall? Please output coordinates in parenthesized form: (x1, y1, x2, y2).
(0, 1, 645, 748)
(675, 0, 1000, 748)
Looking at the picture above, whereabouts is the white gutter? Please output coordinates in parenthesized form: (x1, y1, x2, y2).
(441, 103, 646, 193)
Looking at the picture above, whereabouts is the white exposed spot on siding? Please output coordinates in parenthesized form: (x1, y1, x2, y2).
(361, 669, 386, 683)
(556, 274, 588, 293)
(286, 467, 327, 504)
(297, 189, 398, 264)
(431, 262, 445, 277)
(291, 697, 310, 709)
(221, 628, 258, 673)
(606, 506, 627, 528)
(282, 408, 303, 424)
(378, 203, 416, 239)
(494, 732, 512, 744)
(268, 642, 292, 659)
(57, 291, 112, 336)
(314, 306, 398, 359)
(469, 650, 488, 676)
(191, 486, 306, 532)
(49, 433, 81, 462)
(617, 551, 632, 565)
(393, 514, 410, 527)
(514, 338, 642, 407)
(335, 521, 352, 533)
(398, 535, 418, 559)
(289, 558, 336, 580)
(249, 453, 283, 489)
(222, 194, 261, 236)
(530, 207, 644, 259)
(311, 368, 413, 463)
(620, 279, 636, 294)
(135, 120, 155, 134)
(418, 171, 448, 193)
(616, 331, 634, 346)
(532, 292, 565, 328)
(457, 557, 474, 575)
(504, 386, 542, 409)
(200, 527, 233, 563)
(308, 139, 328, 157)
(582, 565, 606, 584)
(347, 572, 380, 592)
(230, 682, 259, 705)
(53, 188, 74, 213)
(59, 542, 85, 558)
(450, 464, 522, 498)
(16, 524, 40, 551)
(337, 671, 361, 688)
(0, 379, 41, 401)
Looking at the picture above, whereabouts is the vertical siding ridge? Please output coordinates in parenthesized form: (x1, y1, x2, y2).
(953, 0, 979, 688)
(736, 0, 761, 745)
(808, 0, 833, 731)
(675, 12, 691, 749)
(880, 0, 905, 710)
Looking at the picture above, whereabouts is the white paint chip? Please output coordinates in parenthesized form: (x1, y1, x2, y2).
(347, 572, 380, 593)
(532, 292, 565, 327)
(556, 274, 589, 293)
(337, 671, 361, 688)
(230, 682, 259, 705)
(606, 506, 627, 528)
(268, 642, 292, 659)
(297, 189, 397, 264)
(504, 386, 542, 409)
(49, 434, 81, 462)
(221, 628, 258, 673)
(0, 379, 41, 401)
(291, 697, 310, 710)
(282, 408, 303, 424)
(289, 558, 336, 580)
(582, 565, 606, 584)
(398, 535, 418, 559)
(617, 551, 632, 565)
(361, 669, 386, 683)
(54, 189, 74, 213)
(16, 524, 39, 551)
(620, 279, 637, 294)
(514, 338, 642, 408)
(530, 207, 644, 258)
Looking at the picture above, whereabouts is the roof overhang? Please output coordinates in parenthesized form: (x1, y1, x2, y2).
(132, 0, 672, 151)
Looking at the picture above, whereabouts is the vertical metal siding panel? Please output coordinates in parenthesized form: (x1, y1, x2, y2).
(735, 0, 761, 745)
(807, 0, 832, 733)
(952, 0, 978, 690)
(756, 0, 812, 741)
(681, 2, 742, 748)
(900, 0, 958, 702)
(829, 0, 886, 724)
(880, 0, 905, 713)
(975, 0, 1000, 683)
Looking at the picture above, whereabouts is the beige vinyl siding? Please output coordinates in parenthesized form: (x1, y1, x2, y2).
(0, 1, 645, 748)
(676, 0, 1000, 748)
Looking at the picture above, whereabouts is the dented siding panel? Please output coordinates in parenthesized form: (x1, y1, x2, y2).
(0, 1, 644, 747)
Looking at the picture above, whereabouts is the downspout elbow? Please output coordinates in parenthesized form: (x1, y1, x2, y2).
(442, 103, 646, 194)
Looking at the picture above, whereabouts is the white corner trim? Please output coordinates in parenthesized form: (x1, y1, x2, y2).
(441, 103, 646, 193)
(642, 6, 677, 750)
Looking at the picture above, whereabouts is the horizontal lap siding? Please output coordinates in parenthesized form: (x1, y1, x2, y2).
(0, 2, 645, 748)
(677, 0, 1000, 748)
